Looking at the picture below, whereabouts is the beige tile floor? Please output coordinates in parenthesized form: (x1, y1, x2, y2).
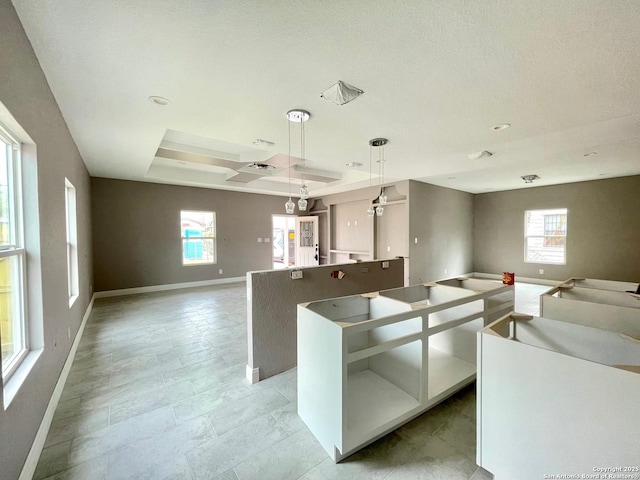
(33, 281, 548, 480)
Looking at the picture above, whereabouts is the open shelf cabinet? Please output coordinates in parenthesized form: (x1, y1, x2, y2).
(297, 282, 503, 461)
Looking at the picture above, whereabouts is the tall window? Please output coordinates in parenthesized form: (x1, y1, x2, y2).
(524, 208, 567, 264)
(0, 124, 27, 381)
(180, 210, 216, 265)
(65, 178, 79, 306)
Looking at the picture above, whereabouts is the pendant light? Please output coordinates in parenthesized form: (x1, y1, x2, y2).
(369, 138, 388, 217)
(367, 139, 376, 217)
(284, 112, 295, 214)
(285, 109, 310, 213)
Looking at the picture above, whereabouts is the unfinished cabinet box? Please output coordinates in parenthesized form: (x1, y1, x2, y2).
(297, 284, 486, 461)
(477, 313, 640, 480)
(541, 282, 640, 335)
(435, 275, 514, 325)
(561, 276, 639, 292)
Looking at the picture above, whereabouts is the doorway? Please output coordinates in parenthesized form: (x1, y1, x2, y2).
(272, 215, 296, 269)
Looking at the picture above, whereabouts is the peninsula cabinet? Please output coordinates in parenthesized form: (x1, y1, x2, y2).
(477, 313, 640, 479)
(297, 283, 495, 461)
(540, 281, 640, 335)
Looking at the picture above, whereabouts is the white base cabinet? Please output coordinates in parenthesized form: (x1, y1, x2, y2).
(477, 313, 640, 480)
(541, 281, 640, 335)
(297, 282, 511, 461)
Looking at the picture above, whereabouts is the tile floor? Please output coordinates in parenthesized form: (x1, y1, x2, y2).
(34, 281, 548, 480)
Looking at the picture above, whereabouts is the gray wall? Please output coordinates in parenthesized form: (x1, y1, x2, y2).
(0, 2, 93, 479)
(408, 180, 475, 284)
(248, 258, 404, 379)
(91, 178, 288, 291)
(473, 175, 640, 282)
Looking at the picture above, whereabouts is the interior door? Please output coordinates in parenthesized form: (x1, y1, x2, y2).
(295, 216, 319, 267)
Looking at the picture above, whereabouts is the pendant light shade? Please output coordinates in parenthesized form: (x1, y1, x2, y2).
(285, 198, 295, 214)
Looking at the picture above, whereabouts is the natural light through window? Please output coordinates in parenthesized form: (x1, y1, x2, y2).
(524, 208, 567, 264)
(0, 123, 27, 382)
(180, 210, 216, 265)
(65, 178, 79, 306)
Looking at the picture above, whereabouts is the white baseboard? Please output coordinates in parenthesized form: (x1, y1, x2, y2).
(94, 276, 246, 298)
(19, 294, 95, 480)
(246, 365, 260, 384)
(471, 272, 560, 286)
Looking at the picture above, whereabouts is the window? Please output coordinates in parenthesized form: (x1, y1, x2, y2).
(180, 210, 216, 265)
(65, 178, 79, 306)
(524, 208, 567, 264)
(0, 123, 27, 381)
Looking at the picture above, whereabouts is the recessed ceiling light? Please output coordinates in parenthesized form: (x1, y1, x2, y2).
(583, 151, 598, 157)
(599, 173, 610, 176)
(447, 177, 456, 180)
(148, 96, 171, 106)
(467, 150, 493, 160)
(345, 162, 363, 168)
(491, 123, 511, 131)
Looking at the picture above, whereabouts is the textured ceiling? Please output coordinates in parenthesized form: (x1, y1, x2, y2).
(12, 0, 640, 196)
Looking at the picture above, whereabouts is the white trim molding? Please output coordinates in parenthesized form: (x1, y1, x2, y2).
(246, 365, 260, 384)
(94, 276, 246, 298)
(19, 294, 95, 480)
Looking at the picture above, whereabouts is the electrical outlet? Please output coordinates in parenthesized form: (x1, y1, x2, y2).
(414, 237, 418, 244)
(219, 269, 223, 275)
(264, 238, 270, 243)
(382, 261, 390, 269)
(444, 268, 448, 275)
(539, 269, 544, 275)
(291, 270, 303, 280)
(387, 246, 391, 252)
(257, 238, 262, 243)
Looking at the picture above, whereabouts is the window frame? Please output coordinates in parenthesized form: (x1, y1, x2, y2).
(524, 208, 568, 265)
(180, 210, 217, 266)
(65, 178, 79, 307)
(0, 123, 28, 384)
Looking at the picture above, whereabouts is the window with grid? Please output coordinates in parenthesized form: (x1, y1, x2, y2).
(524, 208, 567, 264)
(0, 124, 27, 381)
(180, 210, 216, 265)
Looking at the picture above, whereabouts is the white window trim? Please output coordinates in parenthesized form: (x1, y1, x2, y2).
(65, 178, 79, 307)
(524, 208, 568, 265)
(180, 210, 217, 266)
(0, 122, 28, 385)
(1, 100, 44, 409)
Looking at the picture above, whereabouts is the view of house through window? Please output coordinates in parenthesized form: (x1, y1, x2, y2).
(524, 208, 567, 264)
(0, 123, 27, 380)
(180, 210, 216, 265)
